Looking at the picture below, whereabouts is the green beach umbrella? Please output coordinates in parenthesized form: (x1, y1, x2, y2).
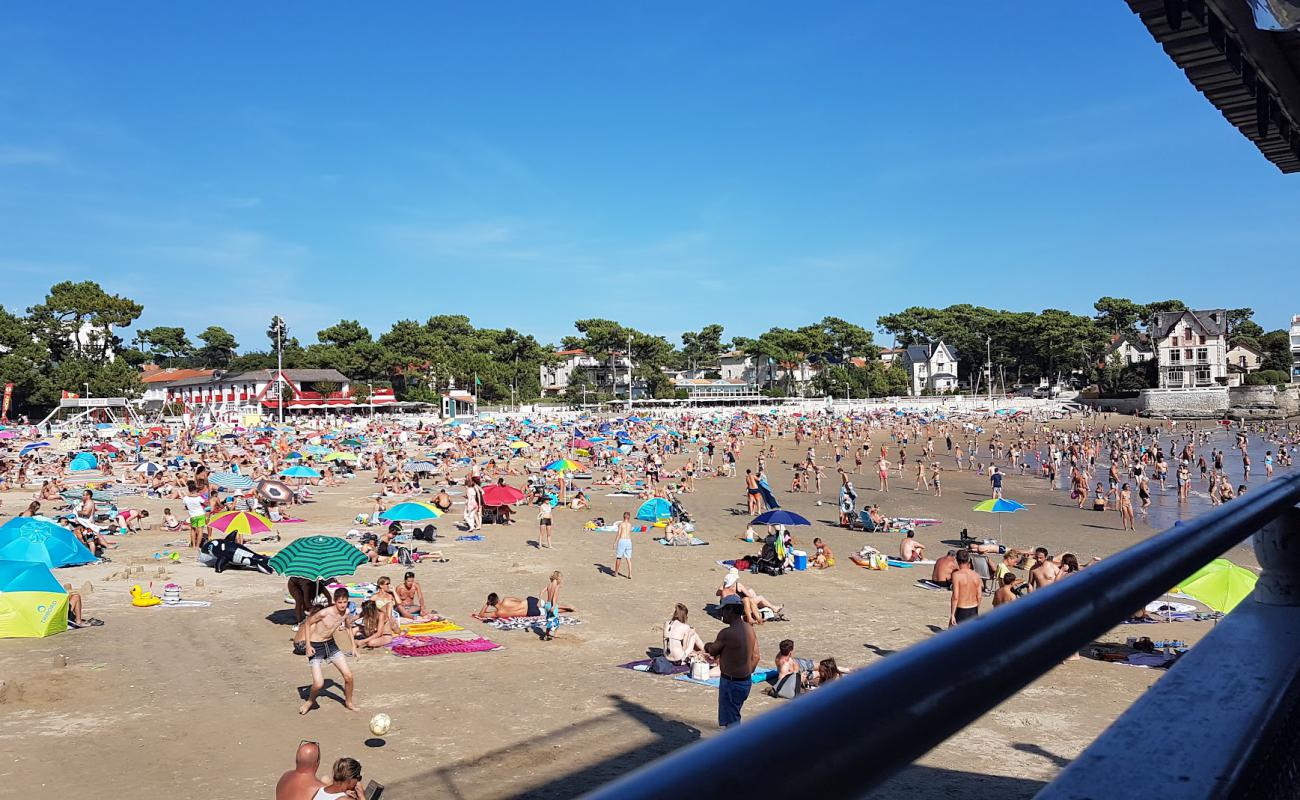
(1174, 558, 1258, 613)
(269, 535, 366, 581)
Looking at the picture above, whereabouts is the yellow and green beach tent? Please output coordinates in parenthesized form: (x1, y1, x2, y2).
(0, 559, 68, 638)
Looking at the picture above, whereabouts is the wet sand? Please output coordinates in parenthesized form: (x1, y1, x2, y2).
(0, 415, 1274, 799)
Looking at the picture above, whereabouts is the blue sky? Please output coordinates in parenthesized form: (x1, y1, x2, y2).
(2, 2, 1297, 352)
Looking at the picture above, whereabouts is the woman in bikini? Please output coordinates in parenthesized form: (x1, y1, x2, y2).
(356, 599, 399, 649)
(663, 603, 712, 666)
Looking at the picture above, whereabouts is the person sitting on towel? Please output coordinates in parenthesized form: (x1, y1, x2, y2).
(812, 538, 834, 569)
(356, 599, 398, 649)
(665, 519, 691, 546)
(773, 639, 815, 697)
(570, 490, 590, 511)
(663, 603, 715, 670)
(900, 531, 926, 563)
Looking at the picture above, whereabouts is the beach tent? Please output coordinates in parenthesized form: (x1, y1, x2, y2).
(636, 498, 673, 522)
(0, 518, 96, 568)
(68, 453, 98, 471)
(0, 560, 68, 638)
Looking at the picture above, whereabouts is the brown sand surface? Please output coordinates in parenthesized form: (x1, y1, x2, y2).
(0, 420, 1253, 799)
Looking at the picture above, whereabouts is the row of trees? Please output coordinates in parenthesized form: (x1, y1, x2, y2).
(0, 281, 1294, 417)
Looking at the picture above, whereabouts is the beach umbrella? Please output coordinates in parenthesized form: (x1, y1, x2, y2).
(636, 497, 674, 522)
(305, 445, 330, 456)
(508, 440, 530, 450)
(571, 438, 594, 449)
(323, 451, 358, 462)
(751, 509, 812, 527)
(208, 511, 274, 537)
(0, 560, 68, 638)
(1174, 559, 1258, 613)
(973, 498, 1026, 537)
(279, 466, 321, 479)
(256, 479, 294, 503)
(379, 501, 443, 522)
(544, 458, 583, 473)
(482, 484, 525, 507)
(972, 498, 1027, 514)
(285, 451, 303, 460)
(405, 460, 438, 474)
(269, 535, 366, 581)
(134, 462, 162, 476)
(210, 471, 255, 491)
(19, 442, 49, 456)
(434, 442, 457, 452)
(341, 438, 365, 447)
(0, 518, 96, 568)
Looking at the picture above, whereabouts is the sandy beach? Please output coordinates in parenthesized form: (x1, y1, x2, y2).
(0, 413, 1268, 799)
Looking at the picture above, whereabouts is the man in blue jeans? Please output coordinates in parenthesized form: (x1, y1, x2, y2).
(705, 595, 760, 727)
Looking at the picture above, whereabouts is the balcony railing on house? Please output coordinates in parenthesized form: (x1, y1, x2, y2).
(582, 472, 1300, 800)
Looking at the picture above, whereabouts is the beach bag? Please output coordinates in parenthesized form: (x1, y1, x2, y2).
(690, 661, 710, 681)
(396, 547, 415, 566)
(649, 656, 676, 675)
(773, 671, 801, 699)
(734, 559, 750, 571)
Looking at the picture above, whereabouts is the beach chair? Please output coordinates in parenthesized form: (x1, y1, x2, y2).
(858, 510, 877, 532)
(969, 554, 997, 595)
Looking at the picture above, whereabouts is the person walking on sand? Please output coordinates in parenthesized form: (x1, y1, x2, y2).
(537, 496, 553, 548)
(276, 741, 324, 800)
(298, 587, 359, 715)
(704, 595, 759, 728)
(613, 511, 633, 579)
(876, 456, 890, 492)
(541, 571, 563, 640)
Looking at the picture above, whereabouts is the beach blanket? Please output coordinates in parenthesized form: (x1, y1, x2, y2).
(893, 517, 942, 528)
(716, 560, 737, 569)
(400, 619, 464, 635)
(886, 558, 936, 568)
(605, 492, 639, 498)
(275, 517, 307, 523)
(618, 658, 689, 676)
(158, 600, 212, 608)
(657, 537, 708, 546)
(390, 635, 500, 657)
(328, 581, 377, 600)
(913, 580, 946, 591)
(478, 615, 582, 631)
(673, 669, 776, 688)
(456, 534, 485, 542)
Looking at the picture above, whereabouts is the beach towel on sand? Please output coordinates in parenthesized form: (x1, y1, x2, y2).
(674, 669, 776, 688)
(657, 537, 708, 546)
(390, 635, 500, 657)
(476, 614, 581, 631)
(619, 658, 689, 675)
(400, 619, 464, 635)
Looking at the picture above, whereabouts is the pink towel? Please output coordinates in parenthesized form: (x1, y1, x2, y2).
(390, 635, 500, 657)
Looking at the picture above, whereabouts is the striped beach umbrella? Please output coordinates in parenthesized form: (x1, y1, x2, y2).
(134, 462, 162, 476)
(210, 471, 256, 491)
(208, 511, 274, 536)
(269, 535, 366, 581)
(256, 479, 294, 503)
(379, 501, 443, 522)
(544, 458, 584, 472)
(404, 460, 438, 473)
(19, 442, 49, 456)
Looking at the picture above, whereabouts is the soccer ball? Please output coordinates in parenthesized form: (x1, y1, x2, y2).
(369, 713, 391, 736)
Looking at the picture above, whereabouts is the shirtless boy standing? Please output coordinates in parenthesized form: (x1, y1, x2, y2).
(299, 587, 358, 715)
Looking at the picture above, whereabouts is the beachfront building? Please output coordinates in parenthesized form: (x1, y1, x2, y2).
(1290, 315, 1300, 381)
(1101, 334, 1154, 365)
(140, 368, 395, 415)
(539, 349, 644, 399)
(879, 347, 904, 365)
(1150, 309, 1230, 389)
(899, 341, 960, 396)
(672, 377, 761, 402)
(1226, 341, 1266, 386)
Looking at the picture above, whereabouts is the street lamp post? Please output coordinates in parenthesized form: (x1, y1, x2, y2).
(274, 316, 284, 425)
(83, 382, 91, 400)
(626, 333, 633, 414)
(367, 382, 374, 418)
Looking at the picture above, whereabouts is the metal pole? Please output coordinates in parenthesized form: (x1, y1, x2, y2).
(626, 332, 633, 413)
(276, 317, 284, 426)
(986, 335, 992, 403)
(367, 382, 373, 418)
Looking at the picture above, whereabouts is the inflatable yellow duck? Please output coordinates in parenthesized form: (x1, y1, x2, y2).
(130, 584, 162, 607)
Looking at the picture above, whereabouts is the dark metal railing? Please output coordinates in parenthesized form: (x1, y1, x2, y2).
(582, 471, 1300, 800)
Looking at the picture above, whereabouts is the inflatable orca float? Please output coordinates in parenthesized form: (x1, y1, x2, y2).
(200, 532, 273, 574)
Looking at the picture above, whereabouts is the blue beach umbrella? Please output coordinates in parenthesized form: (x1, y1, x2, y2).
(280, 465, 322, 479)
(751, 509, 812, 527)
(0, 518, 97, 568)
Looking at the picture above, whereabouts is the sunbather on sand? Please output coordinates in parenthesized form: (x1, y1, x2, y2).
(663, 603, 715, 670)
(478, 592, 574, 618)
(717, 569, 781, 624)
(900, 532, 926, 562)
(356, 600, 398, 648)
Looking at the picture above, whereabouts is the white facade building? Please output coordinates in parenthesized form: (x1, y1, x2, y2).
(899, 341, 960, 396)
(1290, 314, 1300, 381)
(1150, 310, 1230, 389)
